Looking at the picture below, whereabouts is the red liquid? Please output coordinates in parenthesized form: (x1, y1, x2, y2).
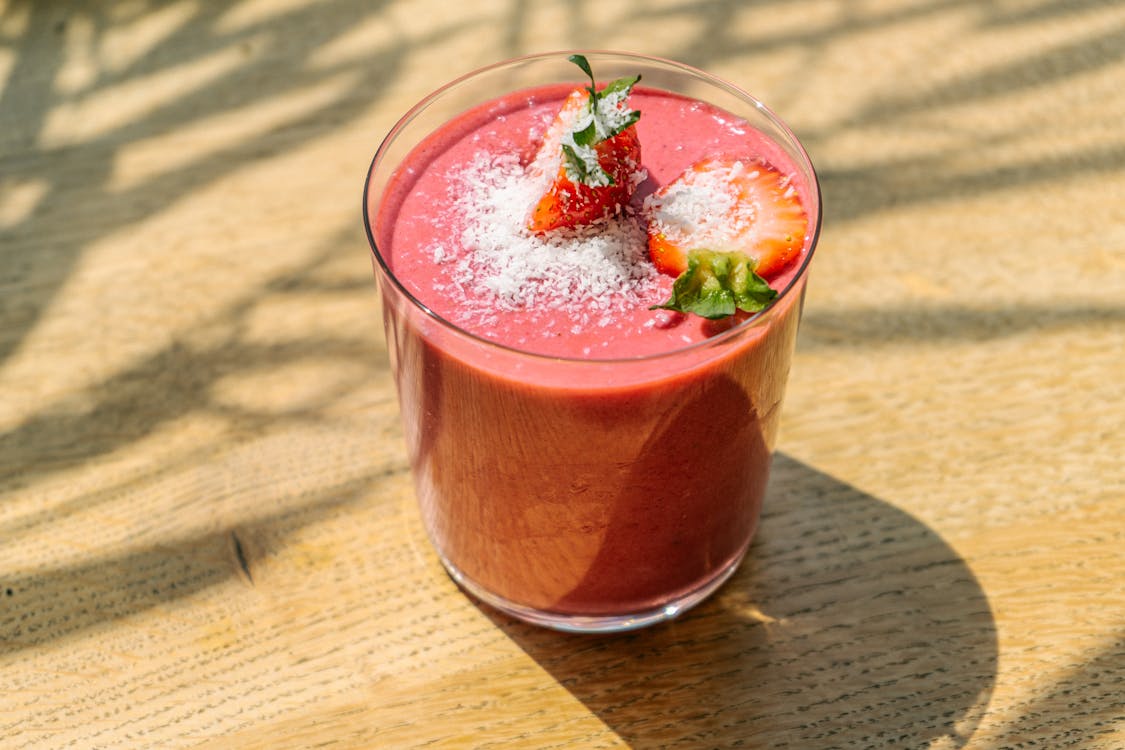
(371, 84, 813, 617)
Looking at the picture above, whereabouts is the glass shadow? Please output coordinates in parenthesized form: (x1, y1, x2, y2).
(482, 453, 999, 748)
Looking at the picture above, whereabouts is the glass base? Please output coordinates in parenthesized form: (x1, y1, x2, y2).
(439, 550, 747, 633)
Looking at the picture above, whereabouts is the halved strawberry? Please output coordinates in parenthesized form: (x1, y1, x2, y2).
(527, 55, 643, 233)
(645, 156, 808, 279)
(645, 157, 809, 319)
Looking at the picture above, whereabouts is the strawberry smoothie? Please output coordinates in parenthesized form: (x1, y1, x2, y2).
(364, 53, 819, 631)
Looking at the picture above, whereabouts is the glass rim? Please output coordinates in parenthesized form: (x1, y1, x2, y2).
(362, 49, 822, 365)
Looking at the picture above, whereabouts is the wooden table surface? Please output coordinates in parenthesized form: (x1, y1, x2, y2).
(2, 1, 1123, 747)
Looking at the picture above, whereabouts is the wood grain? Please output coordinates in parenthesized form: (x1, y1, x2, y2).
(1, 0, 1122, 747)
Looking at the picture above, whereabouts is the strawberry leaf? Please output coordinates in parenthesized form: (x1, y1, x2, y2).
(572, 118, 598, 148)
(600, 74, 639, 100)
(593, 77, 641, 139)
(560, 144, 592, 183)
(567, 54, 595, 84)
(650, 249, 778, 319)
(558, 54, 641, 187)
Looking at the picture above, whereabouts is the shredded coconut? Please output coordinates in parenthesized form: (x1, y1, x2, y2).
(643, 159, 760, 250)
(432, 152, 660, 329)
(595, 87, 635, 136)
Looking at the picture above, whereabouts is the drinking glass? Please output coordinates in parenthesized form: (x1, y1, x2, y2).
(363, 51, 821, 632)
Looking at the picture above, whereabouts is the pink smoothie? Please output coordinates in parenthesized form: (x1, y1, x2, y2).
(380, 85, 811, 361)
(369, 80, 817, 620)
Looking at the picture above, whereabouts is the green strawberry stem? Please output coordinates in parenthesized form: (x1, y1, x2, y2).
(650, 249, 778, 319)
(561, 54, 641, 187)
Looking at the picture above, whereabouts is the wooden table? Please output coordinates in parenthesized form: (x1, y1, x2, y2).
(3, 1, 1122, 747)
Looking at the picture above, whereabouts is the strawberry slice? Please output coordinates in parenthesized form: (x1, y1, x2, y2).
(645, 157, 809, 319)
(527, 55, 643, 233)
(645, 156, 807, 279)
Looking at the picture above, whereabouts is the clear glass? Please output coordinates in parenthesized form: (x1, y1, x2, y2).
(363, 51, 821, 633)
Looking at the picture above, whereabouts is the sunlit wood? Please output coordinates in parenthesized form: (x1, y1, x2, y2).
(1, 0, 1122, 747)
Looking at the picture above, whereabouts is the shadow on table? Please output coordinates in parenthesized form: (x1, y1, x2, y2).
(0, 465, 405, 655)
(484, 454, 999, 748)
(989, 628, 1125, 748)
(798, 302, 1125, 349)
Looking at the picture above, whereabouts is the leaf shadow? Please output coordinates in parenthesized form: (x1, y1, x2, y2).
(634, 0, 1125, 224)
(0, 232, 385, 489)
(798, 301, 1125, 349)
(993, 631, 1125, 748)
(0, 0, 468, 535)
(0, 0, 470, 370)
(0, 468, 389, 656)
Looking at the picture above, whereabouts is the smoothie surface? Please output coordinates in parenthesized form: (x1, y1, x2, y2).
(376, 85, 813, 359)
